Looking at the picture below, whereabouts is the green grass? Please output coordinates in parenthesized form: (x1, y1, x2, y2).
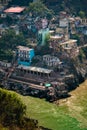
(2, 80, 87, 130)
(19, 95, 87, 130)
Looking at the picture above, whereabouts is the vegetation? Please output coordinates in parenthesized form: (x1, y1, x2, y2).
(0, 29, 26, 62)
(0, 87, 41, 130)
(44, 33, 50, 47)
(78, 11, 86, 18)
(26, 0, 54, 19)
(8, 0, 32, 6)
(19, 86, 87, 130)
(1, 80, 87, 130)
(79, 49, 86, 62)
(0, 88, 26, 126)
(1, 81, 87, 130)
(8, 0, 87, 17)
(47, 0, 87, 16)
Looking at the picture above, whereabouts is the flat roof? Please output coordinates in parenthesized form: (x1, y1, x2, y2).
(49, 30, 55, 33)
(4, 7, 25, 13)
(43, 55, 60, 60)
(17, 65, 53, 74)
(60, 39, 77, 45)
(17, 46, 33, 51)
(50, 35, 63, 39)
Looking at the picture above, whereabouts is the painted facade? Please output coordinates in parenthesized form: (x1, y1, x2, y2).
(17, 46, 35, 66)
(38, 28, 49, 46)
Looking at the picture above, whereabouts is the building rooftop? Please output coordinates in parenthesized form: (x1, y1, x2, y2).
(60, 39, 77, 45)
(50, 35, 63, 39)
(49, 30, 55, 33)
(4, 6, 25, 13)
(43, 55, 60, 60)
(17, 46, 33, 51)
(17, 65, 53, 74)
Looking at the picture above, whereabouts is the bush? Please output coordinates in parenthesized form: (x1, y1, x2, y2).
(0, 88, 26, 126)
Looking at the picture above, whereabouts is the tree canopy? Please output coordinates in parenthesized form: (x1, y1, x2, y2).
(0, 87, 41, 130)
(78, 11, 86, 18)
(0, 88, 26, 126)
(0, 29, 26, 61)
(27, 0, 54, 19)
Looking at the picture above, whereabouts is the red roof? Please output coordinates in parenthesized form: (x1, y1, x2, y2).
(4, 7, 25, 13)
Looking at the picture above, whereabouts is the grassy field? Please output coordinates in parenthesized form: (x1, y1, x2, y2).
(2, 80, 87, 130)
(17, 80, 87, 130)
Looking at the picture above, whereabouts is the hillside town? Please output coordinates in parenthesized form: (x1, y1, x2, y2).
(0, 0, 87, 102)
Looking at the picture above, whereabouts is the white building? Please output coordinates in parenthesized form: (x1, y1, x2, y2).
(59, 18, 68, 27)
(0, 61, 11, 68)
(43, 55, 60, 67)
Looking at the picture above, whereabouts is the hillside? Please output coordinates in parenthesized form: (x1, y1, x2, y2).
(1, 81, 87, 130)
(44, 0, 87, 16)
(18, 80, 87, 130)
(0, 88, 43, 130)
(8, 0, 87, 16)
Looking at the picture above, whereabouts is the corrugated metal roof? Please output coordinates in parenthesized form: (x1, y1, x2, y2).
(17, 65, 53, 74)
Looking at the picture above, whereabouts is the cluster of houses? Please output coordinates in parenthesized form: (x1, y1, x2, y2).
(0, 3, 87, 100)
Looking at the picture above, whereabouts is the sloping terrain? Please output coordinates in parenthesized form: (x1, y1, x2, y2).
(8, 0, 87, 16)
(1, 80, 87, 130)
(19, 80, 87, 130)
(59, 80, 87, 128)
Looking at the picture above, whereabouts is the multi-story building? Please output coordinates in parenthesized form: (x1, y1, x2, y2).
(43, 55, 60, 67)
(49, 34, 64, 50)
(17, 46, 35, 66)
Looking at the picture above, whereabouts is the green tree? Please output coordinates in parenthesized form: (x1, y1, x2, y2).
(0, 88, 26, 126)
(0, 29, 27, 61)
(44, 33, 50, 47)
(78, 11, 85, 18)
(27, 0, 54, 19)
(0, 29, 26, 49)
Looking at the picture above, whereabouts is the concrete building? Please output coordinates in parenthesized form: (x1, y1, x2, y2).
(16, 65, 53, 78)
(0, 61, 11, 68)
(59, 18, 68, 28)
(59, 11, 68, 19)
(59, 39, 78, 54)
(49, 34, 64, 49)
(81, 18, 87, 25)
(43, 55, 60, 67)
(17, 46, 35, 66)
(50, 36, 78, 54)
(60, 39, 77, 48)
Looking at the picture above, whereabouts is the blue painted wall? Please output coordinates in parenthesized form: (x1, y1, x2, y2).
(18, 49, 35, 66)
(29, 49, 35, 62)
